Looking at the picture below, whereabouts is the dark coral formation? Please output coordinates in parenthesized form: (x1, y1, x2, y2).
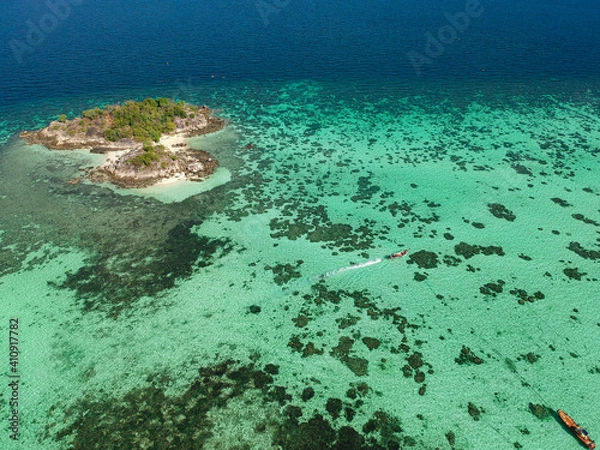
(488, 203, 516, 221)
(362, 337, 381, 351)
(49, 357, 416, 450)
(467, 402, 482, 421)
(290, 283, 428, 394)
(269, 204, 377, 253)
(52, 221, 234, 316)
(407, 250, 439, 269)
(273, 411, 404, 450)
(454, 242, 505, 259)
(331, 336, 369, 376)
(413, 272, 428, 282)
(512, 164, 533, 176)
(518, 352, 540, 364)
(337, 315, 360, 330)
(265, 260, 304, 285)
(528, 403, 549, 419)
(293, 314, 311, 328)
(302, 387, 315, 401)
(567, 242, 600, 260)
(288, 336, 324, 358)
(351, 176, 381, 203)
(400, 351, 433, 395)
(51, 360, 282, 449)
(571, 213, 599, 227)
(563, 267, 587, 281)
(446, 431, 456, 446)
(509, 288, 545, 305)
(326, 398, 344, 419)
(551, 197, 572, 207)
(479, 280, 505, 296)
(455, 346, 485, 365)
(442, 255, 462, 267)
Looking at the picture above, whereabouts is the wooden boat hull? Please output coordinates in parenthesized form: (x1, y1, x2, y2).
(558, 410, 596, 449)
(386, 249, 409, 259)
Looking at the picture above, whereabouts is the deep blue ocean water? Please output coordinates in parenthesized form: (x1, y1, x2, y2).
(1, 0, 599, 110)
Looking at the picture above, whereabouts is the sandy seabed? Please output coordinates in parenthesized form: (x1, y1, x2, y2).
(0, 81, 598, 449)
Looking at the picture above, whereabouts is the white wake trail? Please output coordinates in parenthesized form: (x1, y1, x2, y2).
(316, 258, 383, 280)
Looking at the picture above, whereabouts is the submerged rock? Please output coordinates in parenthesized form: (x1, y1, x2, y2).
(454, 242, 505, 259)
(361, 337, 381, 350)
(567, 242, 600, 260)
(467, 402, 482, 421)
(551, 197, 572, 207)
(455, 346, 485, 365)
(343, 356, 369, 377)
(407, 250, 439, 269)
(479, 280, 505, 296)
(563, 267, 587, 280)
(488, 203, 516, 221)
(528, 403, 549, 419)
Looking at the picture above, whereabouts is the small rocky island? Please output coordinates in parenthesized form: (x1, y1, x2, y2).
(20, 98, 225, 188)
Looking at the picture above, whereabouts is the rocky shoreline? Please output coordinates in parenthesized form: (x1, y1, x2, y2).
(19, 100, 226, 188)
(84, 147, 220, 189)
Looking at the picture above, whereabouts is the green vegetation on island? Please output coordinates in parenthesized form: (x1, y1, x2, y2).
(127, 141, 166, 167)
(71, 97, 210, 166)
(80, 97, 190, 143)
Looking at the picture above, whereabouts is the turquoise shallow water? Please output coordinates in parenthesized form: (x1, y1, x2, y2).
(0, 79, 599, 449)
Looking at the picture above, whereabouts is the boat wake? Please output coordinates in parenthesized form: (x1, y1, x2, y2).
(313, 249, 409, 281)
(316, 258, 383, 280)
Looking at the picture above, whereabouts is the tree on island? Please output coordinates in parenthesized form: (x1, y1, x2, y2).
(78, 98, 194, 144)
(74, 97, 209, 166)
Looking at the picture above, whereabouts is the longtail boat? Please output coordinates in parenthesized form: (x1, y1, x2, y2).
(558, 409, 595, 449)
(385, 249, 409, 260)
